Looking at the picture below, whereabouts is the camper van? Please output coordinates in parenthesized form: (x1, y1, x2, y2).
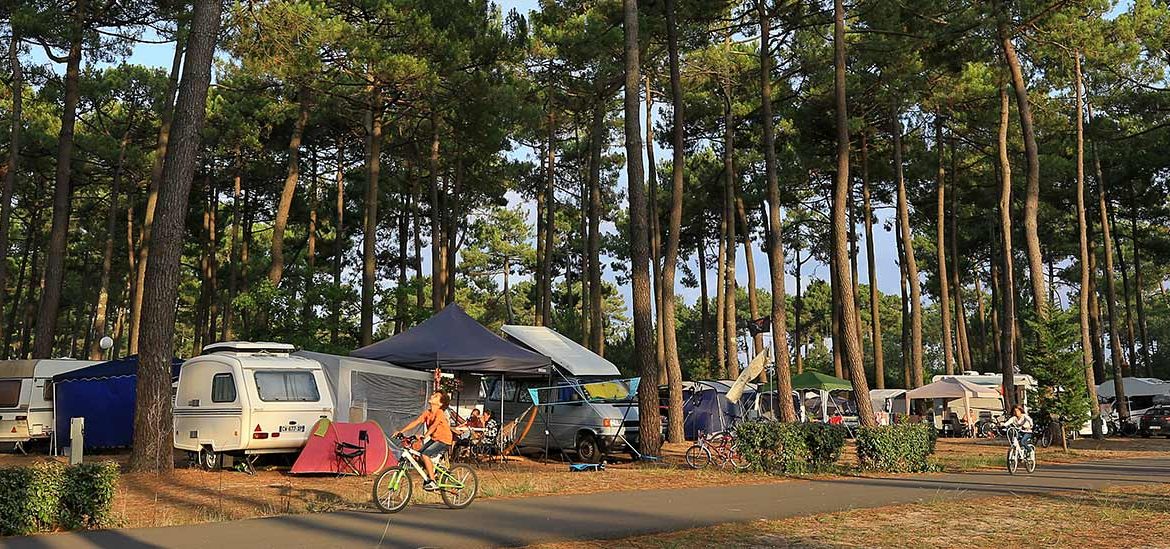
(173, 342, 334, 470)
(0, 359, 99, 449)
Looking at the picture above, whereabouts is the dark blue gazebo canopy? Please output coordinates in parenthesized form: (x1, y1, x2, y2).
(53, 355, 182, 450)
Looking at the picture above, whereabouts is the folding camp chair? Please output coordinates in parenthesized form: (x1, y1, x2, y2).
(335, 429, 369, 476)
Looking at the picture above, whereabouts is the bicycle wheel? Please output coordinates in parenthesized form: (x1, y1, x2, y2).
(1006, 448, 1018, 475)
(727, 443, 749, 471)
(372, 468, 412, 513)
(1038, 430, 1052, 448)
(439, 464, 479, 509)
(1025, 451, 1037, 473)
(684, 444, 712, 469)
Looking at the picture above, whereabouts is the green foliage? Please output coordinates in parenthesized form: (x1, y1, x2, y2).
(855, 423, 938, 473)
(734, 420, 810, 474)
(1026, 310, 1092, 435)
(0, 461, 117, 535)
(0, 461, 64, 535)
(58, 462, 120, 530)
(801, 423, 848, 468)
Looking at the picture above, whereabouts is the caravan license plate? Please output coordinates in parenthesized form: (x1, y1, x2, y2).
(1150, 425, 1160, 430)
(279, 425, 306, 433)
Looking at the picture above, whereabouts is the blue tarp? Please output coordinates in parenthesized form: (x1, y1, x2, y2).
(53, 356, 182, 450)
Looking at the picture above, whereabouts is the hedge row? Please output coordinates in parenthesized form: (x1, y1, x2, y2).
(0, 461, 119, 536)
(855, 423, 938, 473)
(734, 421, 848, 473)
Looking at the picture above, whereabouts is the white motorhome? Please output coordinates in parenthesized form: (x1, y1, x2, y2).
(0, 359, 99, 449)
(173, 342, 334, 470)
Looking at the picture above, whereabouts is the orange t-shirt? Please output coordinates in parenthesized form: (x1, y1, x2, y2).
(422, 408, 454, 445)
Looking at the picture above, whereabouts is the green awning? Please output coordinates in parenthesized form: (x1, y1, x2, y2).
(760, 370, 853, 392)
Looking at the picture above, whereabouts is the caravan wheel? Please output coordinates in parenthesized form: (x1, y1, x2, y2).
(200, 447, 222, 471)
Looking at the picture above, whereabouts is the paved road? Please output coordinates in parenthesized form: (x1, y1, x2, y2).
(10, 457, 1170, 548)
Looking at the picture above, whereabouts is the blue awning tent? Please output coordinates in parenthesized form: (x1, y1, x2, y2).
(679, 381, 747, 440)
(52, 355, 182, 451)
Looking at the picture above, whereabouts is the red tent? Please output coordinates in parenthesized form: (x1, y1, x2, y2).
(291, 419, 394, 475)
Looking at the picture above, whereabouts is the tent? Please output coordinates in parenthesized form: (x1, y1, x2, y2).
(680, 381, 746, 440)
(290, 419, 393, 475)
(905, 378, 1001, 425)
(501, 325, 619, 377)
(352, 304, 550, 375)
(294, 351, 431, 437)
(52, 355, 182, 451)
(791, 371, 853, 391)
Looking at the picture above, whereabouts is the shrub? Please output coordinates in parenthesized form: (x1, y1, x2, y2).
(0, 461, 65, 536)
(0, 461, 118, 535)
(855, 423, 938, 472)
(734, 420, 810, 474)
(801, 423, 848, 469)
(59, 462, 119, 530)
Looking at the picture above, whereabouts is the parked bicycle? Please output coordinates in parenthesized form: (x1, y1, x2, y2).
(1005, 426, 1036, 475)
(684, 431, 747, 471)
(372, 434, 479, 513)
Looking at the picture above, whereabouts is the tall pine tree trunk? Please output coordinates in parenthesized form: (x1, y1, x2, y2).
(832, 0, 875, 425)
(1129, 185, 1152, 376)
(268, 88, 311, 286)
(860, 132, 883, 389)
(130, 28, 185, 354)
(0, 23, 23, 341)
(935, 118, 954, 375)
(623, 0, 662, 454)
(721, 69, 739, 379)
(361, 90, 383, 346)
(131, 0, 221, 473)
(758, 0, 795, 419)
(698, 233, 711, 371)
(430, 111, 443, 312)
(1073, 52, 1102, 437)
(90, 128, 131, 359)
(715, 218, 727, 379)
(893, 113, 923, 388)
(996, 85, 1018, 409)
(1111, 205, 1138, 371)
(34, 1, 85, 358)
(1097, 154, 1129, 419)
(587, 106, 604, 353)
(661, 1, 687, 436)
(736, 198, 763, 360)
(223, 147, 242, 341)
(645, 77, 665, 380)
(542, 110, 556, 325)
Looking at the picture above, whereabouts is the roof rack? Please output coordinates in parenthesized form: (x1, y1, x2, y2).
(202, 341, 296, 355)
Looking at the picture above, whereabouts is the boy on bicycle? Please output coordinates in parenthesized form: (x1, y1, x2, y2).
(394, 390, 454, 491)
(1002, 405, 1034, 448)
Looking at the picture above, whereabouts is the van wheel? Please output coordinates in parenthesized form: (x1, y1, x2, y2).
(200, 447, 221, 471)
(576, 434, 600, 464)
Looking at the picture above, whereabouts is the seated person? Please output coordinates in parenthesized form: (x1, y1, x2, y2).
(482, 409, 500, 441)
(466, 408, 484, 429)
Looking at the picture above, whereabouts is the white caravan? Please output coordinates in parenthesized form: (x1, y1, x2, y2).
(0, 359, 99, 449)
(173, 342, 334, 470)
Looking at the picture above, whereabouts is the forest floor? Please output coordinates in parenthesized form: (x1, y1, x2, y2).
(533, 481, 1170, 548)
(2, 436, 1169, 530)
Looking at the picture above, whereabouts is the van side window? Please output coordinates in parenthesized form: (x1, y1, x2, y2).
(212, 373, 237, 403)
(254, 371, 320, 402)
(0, 380, 20, 408)
(43, 380, 54, 401)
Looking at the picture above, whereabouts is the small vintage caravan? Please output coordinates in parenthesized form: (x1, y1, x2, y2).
(0, 359, 99, 449)
(173, 342, 334, 470)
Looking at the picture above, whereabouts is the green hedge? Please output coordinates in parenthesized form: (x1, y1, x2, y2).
(0, 461, 119, 536)
(855, 423, 938, 472)
(734, 421, 848, 473)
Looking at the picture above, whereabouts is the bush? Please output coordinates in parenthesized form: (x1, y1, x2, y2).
(0, 461, 64, 536)
(855, 423, 938, 472)
(59, 462, 119, 530)
(801, 423, 848, 469)
(735, 420, 810, 474)
(0, 461, 118, 535)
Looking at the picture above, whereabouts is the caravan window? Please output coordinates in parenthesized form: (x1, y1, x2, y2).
(487, 380, 518, 401)
(0, 380, 20, 408)
(212, 374, 236, 403)
(255, 371, 320, 402)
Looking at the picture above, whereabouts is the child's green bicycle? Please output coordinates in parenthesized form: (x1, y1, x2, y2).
(372, 434, 479, 513)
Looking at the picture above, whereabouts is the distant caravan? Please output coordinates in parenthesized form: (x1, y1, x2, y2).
(173, 342, 334, 472)
(0, 359, 99, 451)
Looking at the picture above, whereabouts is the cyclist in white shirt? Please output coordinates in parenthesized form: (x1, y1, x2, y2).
(1002, 405, 1034, 447)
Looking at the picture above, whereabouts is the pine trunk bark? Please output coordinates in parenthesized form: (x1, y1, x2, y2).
(33, 2, 85, 358)
(715, 218, 727, 379)
(89, 128, 131, 359)
(223, 147, 242, 341)
(736, 198, 763, 360)
(1130, 185, 1152, 376)
(0, 23, 23, 341)
(698, 233, 711, 370)
(361, 90, 383, 346)
(661, 0, 688, 435)
(331, 143, 345, 343)
(1097, 155, 1129, 419)
(587, 106, 604, 353)
(430, 112, 443, 312)
(721, 70, 739, 379)
(623, 0, 662, 454)
(996, 85, 1018, 409)
(997, 6, 1046, 318)
(893, 114, 923, 388)
(859, 133, 884, 389)
(935, 118, 954, 375)
(130, 0, 221, 473)
(1111, 206, 1137, 371)
(832, 0, 875, 425)
(1073, 53, 1102, 437)
(268, 88, 311, 286)
(543, 110, 556, 325)
(646, 77, 666, 382)
(130, 28, 185, 354)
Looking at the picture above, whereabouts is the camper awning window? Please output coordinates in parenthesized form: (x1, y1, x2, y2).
(0, 380, 20, 408)
(255, 371, 320, 402)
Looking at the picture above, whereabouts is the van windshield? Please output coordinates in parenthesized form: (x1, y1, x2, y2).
(254, 371, 320, 402)
(0, 380, 19, 408)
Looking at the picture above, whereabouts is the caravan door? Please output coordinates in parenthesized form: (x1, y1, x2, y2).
(0, 377, 31, 443)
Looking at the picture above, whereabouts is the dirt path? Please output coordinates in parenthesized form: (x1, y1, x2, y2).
(10, 456, 1170, 548)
